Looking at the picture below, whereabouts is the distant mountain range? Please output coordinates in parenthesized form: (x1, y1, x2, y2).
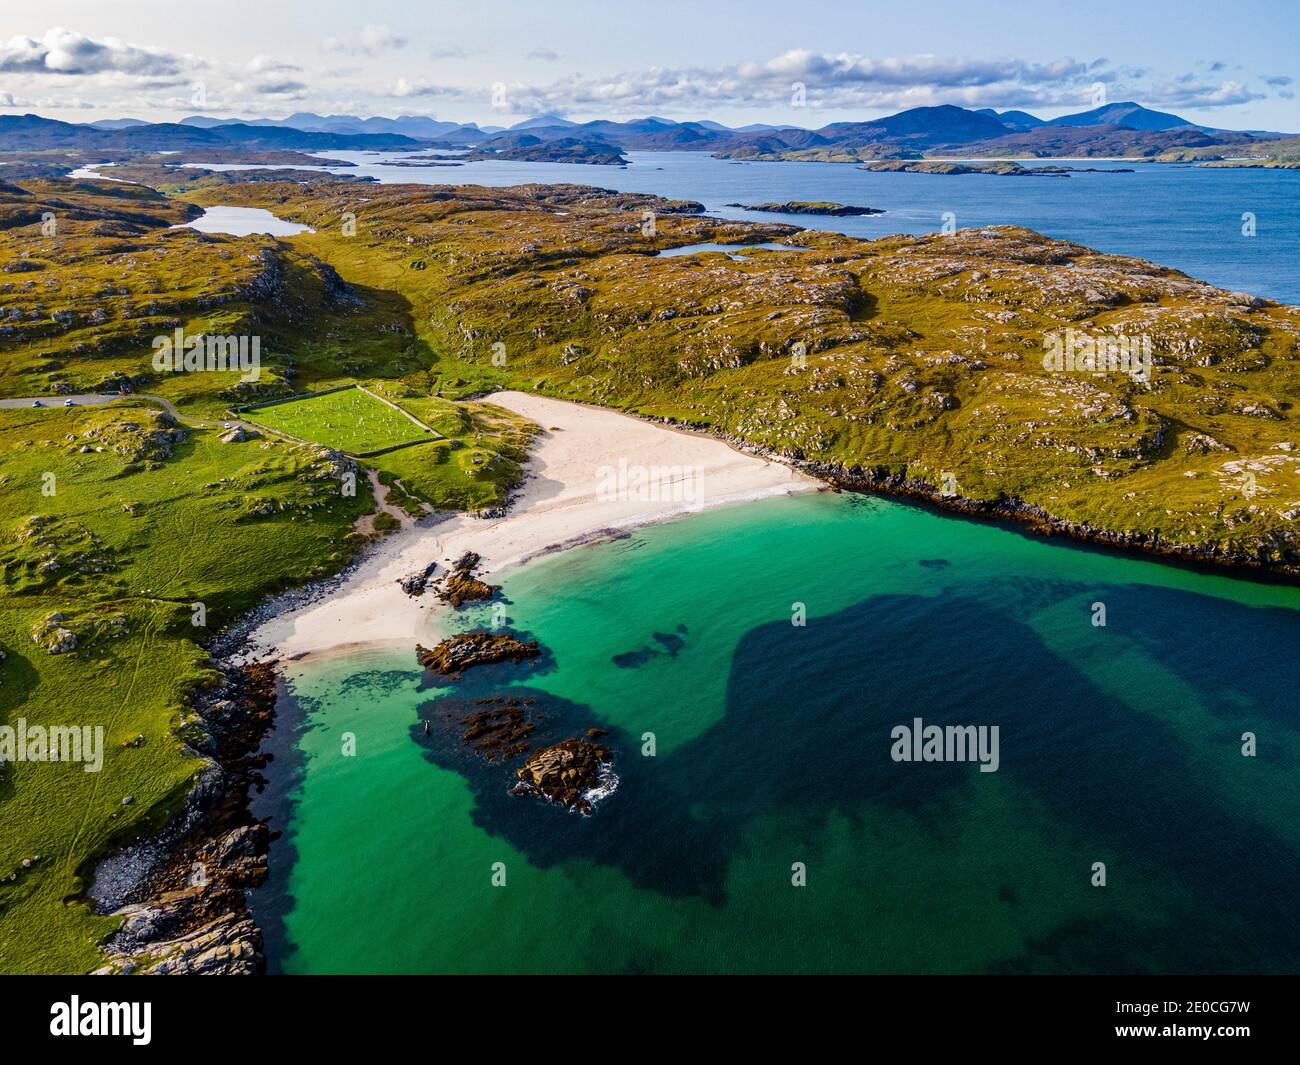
(508, 114, 576, 131)
(178, 111, 499, 139)
(0, 101, 1291, 159)
(448, 102, 1280, 158)
(0, 113, 421, 151)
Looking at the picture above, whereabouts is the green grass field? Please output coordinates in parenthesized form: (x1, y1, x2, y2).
(368, 398, 536, 514)
(0, 401, 374, 973)
(245, 387, 436, 454)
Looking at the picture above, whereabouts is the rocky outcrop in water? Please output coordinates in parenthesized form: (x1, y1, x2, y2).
(416, 631, 540, 676)
(418, 691, 619, 814)
(458, 696, 536, 762)
(512, 737, 616, 815)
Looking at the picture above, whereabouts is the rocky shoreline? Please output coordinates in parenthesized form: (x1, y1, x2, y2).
(89, 662, 279, 974)
(449, 387, 1298, 580)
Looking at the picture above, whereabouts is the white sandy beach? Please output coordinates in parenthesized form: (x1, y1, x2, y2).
(248, 391, 818, 660)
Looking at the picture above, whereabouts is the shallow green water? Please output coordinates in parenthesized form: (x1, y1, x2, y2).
(252, 492, 1300, 974)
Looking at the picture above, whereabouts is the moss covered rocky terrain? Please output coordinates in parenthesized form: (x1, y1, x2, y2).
(0, 168, 1297, 972)
(193, 176, 1299, 572)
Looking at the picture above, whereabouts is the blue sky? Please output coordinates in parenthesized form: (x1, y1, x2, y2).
(1, 0, 1297, 129)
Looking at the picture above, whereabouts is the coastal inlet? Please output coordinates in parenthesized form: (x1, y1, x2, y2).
(250, 491, 1300, 975)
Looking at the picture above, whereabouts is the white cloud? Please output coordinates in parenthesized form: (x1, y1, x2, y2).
(744, 50, 1091, 89)
(374, 50, 1111, 116)
(246, 79, 308, 97)
(1141, 79, 1264, 109)
(246, 54, 300, 75)
(0, 33, 1282, 125)
(389, 77, 464, 100)
(323, 24, 408, 57)
(369, 50, 1278, 118)
(0, 26, 181, 76)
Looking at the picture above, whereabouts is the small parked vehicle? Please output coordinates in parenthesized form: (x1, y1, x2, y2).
(64, 398, 75, 407)
(32, 399, 42, 407)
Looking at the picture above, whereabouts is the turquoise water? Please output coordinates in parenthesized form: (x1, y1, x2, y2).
(306, 150, 1300, 302)
(252, 492, 1300, 974)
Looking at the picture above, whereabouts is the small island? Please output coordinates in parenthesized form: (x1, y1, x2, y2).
(860, 160, 1133, 176)
(464, 137, 628, 166)
(724, 200, 884, 216)
(380, 156, 465, 168)
(1196, 159, 1300, 170)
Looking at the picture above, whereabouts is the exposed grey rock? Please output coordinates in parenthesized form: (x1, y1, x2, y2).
(219, 425, 260, 443)
(96, 911, 261, 976)
(397, 559, 439, 596)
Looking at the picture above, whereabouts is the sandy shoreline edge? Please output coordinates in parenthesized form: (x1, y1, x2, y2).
(243, 390, 818, 662)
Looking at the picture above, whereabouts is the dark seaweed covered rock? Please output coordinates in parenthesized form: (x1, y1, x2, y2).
(458, 697, 536, 762)
(415, 689, 619, 814)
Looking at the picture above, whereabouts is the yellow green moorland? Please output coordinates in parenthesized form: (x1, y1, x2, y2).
(183, 173, 1299, 566)
(0, 167, 1297, 972)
